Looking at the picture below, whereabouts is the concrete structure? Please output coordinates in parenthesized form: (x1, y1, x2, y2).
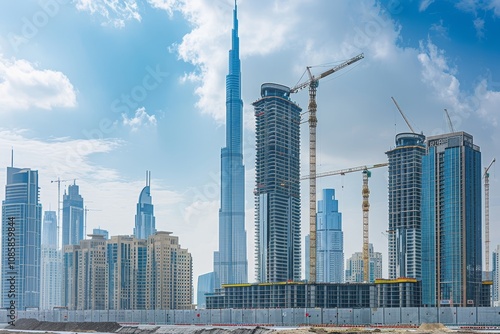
(345, 244, 382, 283)
(1, 166, 42, 310)
(253, 83, 302, 283)
(134, 171, 156, 240)
(77, 234, 107, 310)
(146, 232, 193, 310)
(375, 278, 422, 307)
(197, 272, 215, 309)
(62, 181, 84, 246)
(386, 133, 426, 280)
(422, 132, 482, 307)
(214, 1, 248, 289)
(316, 189, 344, 283)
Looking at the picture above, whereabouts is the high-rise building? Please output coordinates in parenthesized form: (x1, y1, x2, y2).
(42, 210, 57, 248)
(62, 181, 84, 246)
(134, 171, 156, 240)
(106, 235, 134, 310)
(316, 189, 344, 283)
(421, 131, 482, 307)
(345, 244, 382, 283)
(253, 83, 302, 283)
(146, 232, 193, 309)
(386, 132, 426, 280)
(197, 272, 215, 309)
(1, 166, 42, 310)
(40, 210, 61, 309)
(214, 1, 248, 288)
(77, 234, 107, 310)
(93, 228, 109, 240)
(62, 244, 79, 309)
(493, 245, 500, 306)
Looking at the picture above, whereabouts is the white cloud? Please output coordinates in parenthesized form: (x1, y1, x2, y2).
(75, 0, 141, 28)
(419, 0, 435, 11)
(474, 79, 500, 127)
(489, 0, 500, 15)
(473, 17, 485, 38)
(0, 57, 76, 111)
(122, 107, 157, 131)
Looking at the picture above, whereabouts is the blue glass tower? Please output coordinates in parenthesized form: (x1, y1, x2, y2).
(62, 181, 84, 246)
(214, 1, 248, 287)
(421, 132, 482, 307)
(1, 166, 42, 310)
(42, 210, 58, 248)
(134, 171, 156, 240)
(253, 83, 302, 283)
(316, 189, 344, 283)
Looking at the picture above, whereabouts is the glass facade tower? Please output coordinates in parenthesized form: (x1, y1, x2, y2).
(421, 132, 482, 307)
(316, 188, 344, 283)
(1, 166, 42, 310)
(134, 171, 156, 240)
(386, 133, 425, 280)
(253, 83, 301, 282)
(214, 2, 248, 288)
(62, 181, 84, 246)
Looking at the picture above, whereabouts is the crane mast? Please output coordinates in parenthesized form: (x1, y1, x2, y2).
(484, 158, 496, 280)
(291, 53, 364, 283)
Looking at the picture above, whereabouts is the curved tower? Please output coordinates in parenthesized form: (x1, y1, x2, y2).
(214, 1, 248, 287)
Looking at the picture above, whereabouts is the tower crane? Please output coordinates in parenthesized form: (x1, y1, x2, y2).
(50, 177, 75, 249)
(391, 97, 416, 133)
(302, 162, 388, 282)
(443, 108, 455, 132)
(291, 53, 364, 282)
(483, 158, 496, 280)
(84, 206, 102, 239)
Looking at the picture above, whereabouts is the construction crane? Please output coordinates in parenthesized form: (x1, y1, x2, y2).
(302, 162, 388, 282)
(291, 53, 364, 282)
(391, 97, 416, 133)
(84, 206, 102, 239)
(443, 108, 455, 132)
(483, 158, 496, 280)
(50, 177, 75, 249)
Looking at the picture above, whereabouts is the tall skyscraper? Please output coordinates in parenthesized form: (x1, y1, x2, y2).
(41, 210, 61, 309)
(493, 245, 500, 306)
(253, 83, 302, 283)
(386, 133, 426, 280)
(134, 171, 156, 240)
(345, 244, 382, 283)
(106, 235, 134, 310)
(62, 181, 84, 246)
(316, 188, 344, 283)
(421, 131, 482, 307)
(77, 234, 107, 310)
(1, 166, 42, 310)
(214, 1, 248, 288)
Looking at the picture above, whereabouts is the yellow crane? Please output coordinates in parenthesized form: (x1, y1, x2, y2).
(483, 158, 496, 281)
(302, 162, 387, 282)
(291, 53, 364, 282)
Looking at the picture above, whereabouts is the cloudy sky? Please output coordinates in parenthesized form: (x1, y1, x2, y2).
(0, 0, 499, 297)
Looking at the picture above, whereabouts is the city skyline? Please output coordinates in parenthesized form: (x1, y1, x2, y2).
(0, 0, 499, 295)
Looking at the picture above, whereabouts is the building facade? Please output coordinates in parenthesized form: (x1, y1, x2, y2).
(40, 210, 62, 309)
(1, 166, 42, 310)
(214, 1, 248, 288)
(386, 133, 426, 280)
(421, 132, 482, 307)
(146, 232, 193, 310)
(493, 245, 499, 306)
(134, 171, 156, 240)
(345, 244, 382, 283)
(42, 210, 57, 248)
(253, 83, 302, 283)
(197, 272, 215, 309)
(316, 189, 344, 283)
(77, 234, 107, 310)
(106, 235, 134, 310)
(62, 181, 84, 246)
(62, 244, 80, 309)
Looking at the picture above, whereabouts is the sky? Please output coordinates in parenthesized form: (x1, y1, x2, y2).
(0, 0, 499, 300)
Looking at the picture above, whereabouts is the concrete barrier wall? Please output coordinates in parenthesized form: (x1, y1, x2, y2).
(4, 307, 500, 326)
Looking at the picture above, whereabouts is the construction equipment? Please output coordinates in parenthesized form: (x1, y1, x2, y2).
(291, 53, 364, 282)
(302, 162, 388, 282)
(391, 97, 416, 133)
(84, 206, 102, 239)
(443, 108, 455, 132)
(483, 158, 496, 280)
(50, 178, 75, 249)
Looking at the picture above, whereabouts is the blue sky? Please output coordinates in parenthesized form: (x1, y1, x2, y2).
(0, 0, 499, 294)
